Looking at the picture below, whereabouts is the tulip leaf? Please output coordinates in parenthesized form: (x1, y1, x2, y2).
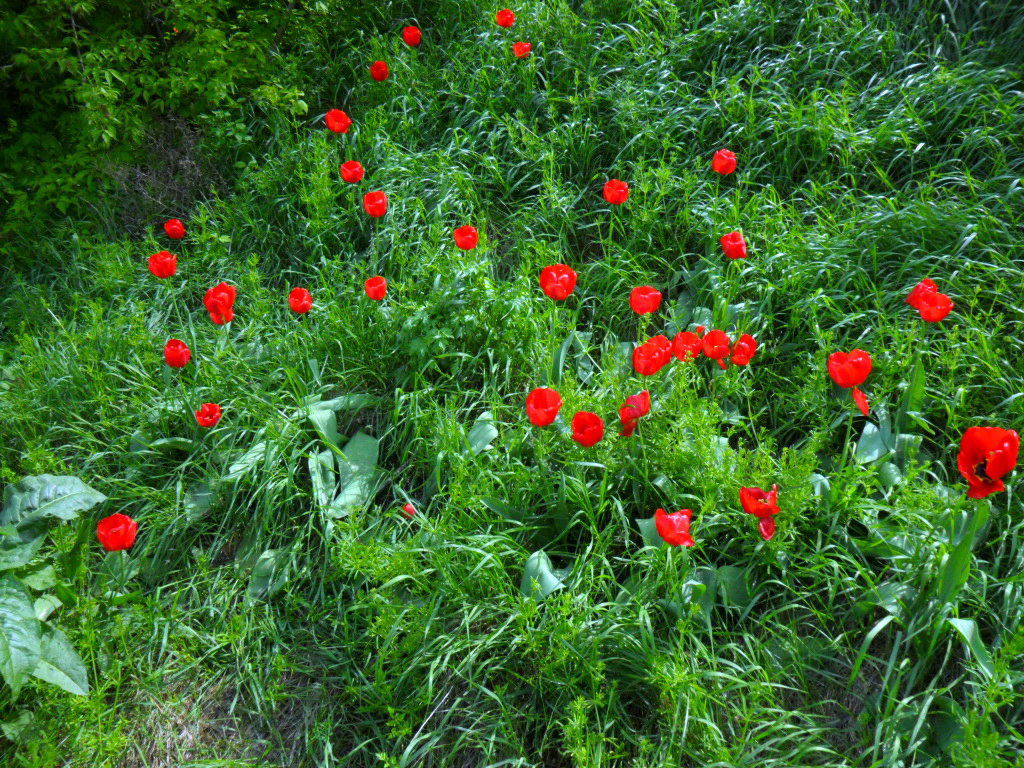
(0, 710, 33, 745)
(183, 481, 215, 522)
(946, 618, 995, 680)
(30, 627, 88, 696)
(466, 412, 498, 456)
(717, 565, 751, 608)
(308, 450, 335, 508)
(0, 530, 45, 572)
(247, 548, 291, 602)
(520, 550, 567, 603)
(636, 516, 666, 548)
(897, 350, 926, 433)
(328, 432, 380, 517)
(856, 421, 894, 464)
(33, 595, 62, 622)
(0, 575, 41, 697)
(148, 437, 196, 455)
(0, 475, 106, 527)
(307, 406, 341, 448)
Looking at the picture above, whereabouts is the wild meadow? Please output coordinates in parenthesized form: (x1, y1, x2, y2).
(1, 1, 1023, 765)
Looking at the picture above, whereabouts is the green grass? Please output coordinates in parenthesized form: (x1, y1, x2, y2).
(2, 0, 1023, 765)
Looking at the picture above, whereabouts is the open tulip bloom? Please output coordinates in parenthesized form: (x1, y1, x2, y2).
(526, 387, 563, 427)
(740, 485, 780, 540)
(828, 349, 872, 416)
(325, 109, 352, 133)
(539, 264, 577, 300)
(571, 411, 604, 447)
(958, 427, 1020, 499)
(633, 335, 672, 376)
(619, 390, 651, 437)
(655, 508, 695, 547)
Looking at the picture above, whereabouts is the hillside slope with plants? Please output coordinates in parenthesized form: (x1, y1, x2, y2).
(1, 1, 1023, 766)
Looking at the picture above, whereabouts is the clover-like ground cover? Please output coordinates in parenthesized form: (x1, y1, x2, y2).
(1, 0, 1023, 765)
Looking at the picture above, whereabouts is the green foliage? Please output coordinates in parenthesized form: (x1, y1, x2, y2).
(2, 0, 1024, 765)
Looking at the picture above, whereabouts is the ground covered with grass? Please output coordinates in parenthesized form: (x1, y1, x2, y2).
(2, 1, 1023, 765)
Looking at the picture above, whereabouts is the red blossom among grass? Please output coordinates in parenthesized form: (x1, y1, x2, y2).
(740, 485, 780, 540)
(164, 218, 185, 239)
(629, 285, 661, 314)
(164, 338, 191, 368)
(325, 109, 352, 134)
(526, 387, 563, 426)
(906, 278, 954, 322)
(957, 427, 1020, 499)
(702, 329, 731, 369)
(619, 390, 651, 437)
(496, 9, 516, 27)
(365, 276, 387, 300)
(402, 26, 421, 46)
(720, 231, 747, 259)
(539, 264, 577, 300)
(731, 333, 758, 366)
(148, 250, 177, 278)
(370, 61, 389, 81)
(513, 42, 532, 58)
(828, 349, 872, 416)
(633, 335, 672, 376)
(571, 412, 604, 447)
(363, 191, 388, 218)
(204, 282, 236, 325)
(603, 178, 629, 205)
(340, 161, 365, 183)
(454, 226, 479, 250)
(655, 508, 695, 547)
(97, 513, 138, 552)
(195, 403, 222, 427)
(712, 149, 737, 175)
(289, 287, 313, 314)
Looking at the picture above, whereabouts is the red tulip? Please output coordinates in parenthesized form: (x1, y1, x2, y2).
(195, 403, 222, 428)
(513, 41, 532, 58)
(204, 282, 236, 325)
(619, 390, 651, 437)
(712, 149, 737, 175)
(164, 338, 191, 368)
(97, 513, 138, 552)
(496, 8, 516, 27)
(325, 109, 352, 134)
(370, 60, 389, 81)
(289, 287, 313, 314)
(526, 387, 563, 427)
(539, 264, 577, 300)
(731, 333, 757, 366)
(571, 412, 604, 447)
(720, 231, 747, 260)
(740, 485, 780, 541)
(655, 508, 695, 547)
(454, 225, 479, 250)
(958, 427, 1020, 499)
(340, 160, 365, 183)
(603, 178, 630, 205)
(630, 285, 661, 314)
(702, 329, 731, 369)
(163, 218, 185, 239)
(365, 276, 387, 300)
(906, 278, 954, 322)
(148, 250, 177, 279)
(672, 331, 703, 361)
(828, 349, 872, 416)
(633, 335, 672, 376)
(363, 191, 388, 218)
(402, 26, 421, 46)
(401, 502, 417, 518)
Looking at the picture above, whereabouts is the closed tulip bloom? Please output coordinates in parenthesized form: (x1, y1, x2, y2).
(828, 349, 872, 416)
(365, 276, 387, 300)
(655, 508, 695, 547)
(526, 387, 563, 427)
(630, 285, 661, 314)
(401, 502, 417, 518)
(164, 218, 186, 239)
(673, 331, 703, 361)
(958, 427, 1020, 499)
(340, 160, 365, 183)
(740, 485, 780, 541)
(731, 333, 758, 366)
(907, 278, 953, 322)
(633, 335, 672, 376)
(204, 282, 236, 325)
(619, 390, 651, 437)
(363, 191, 388, 218)
(148, 250, 177, 279)
(702, 329, 731, 369)
(720, 231, 747, 259)
(603, 178, 629, 205)
(513, 41, 532, 58)
(97, 513, 138, 552)
(370, 60, 389, 81)
(402, 26, 421, 46)
(454, 226, 479, 250)
(496, 8, 516, 27)
(289, 287, 313, 314)
(571, 412, 604, 447)
(539, 264, 577, 300)
(712, 149, 737, 175)
(325, 109, 352, 134)
(195, 403, 222, 427)
(164, 338, 191, 368)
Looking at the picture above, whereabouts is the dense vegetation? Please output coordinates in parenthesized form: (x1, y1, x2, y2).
(1, 1, 1023, 765)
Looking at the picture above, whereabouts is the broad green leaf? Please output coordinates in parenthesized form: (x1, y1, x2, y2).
(0, 475, 106, 527)
(19, 565, 56, 591)
(0, 575, 42, 697)
(636, 516, 666, 548)
(466, 412, 498, 456)
(328, 433, 380, 517)
(520, 550, 566, 603)
(247, 549, 290, 601)
(33, 595, 62, 622)
(717, 565, 751, 607)
(184, 482, 215, 522)
(856, 421, 894, 464)
(305, 394, 386, 412)
(946, 618, 995, 680)
(0, 531, 45, 572)
(148, 437, 196, 454)
(307, 407, 340, 448)
(879, 462, 903, 487)
(308, 450, 335, 507)
(30, 627, 88, 695)
(0, 710, 33, 744)
(225, 441, 278, 481)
